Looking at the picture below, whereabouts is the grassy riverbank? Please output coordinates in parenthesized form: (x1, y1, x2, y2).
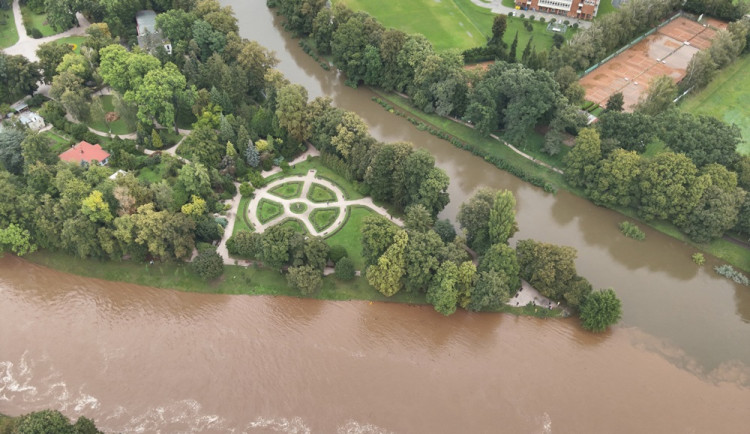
(24, 250, 563, 318)
(371, 91, 750, 273)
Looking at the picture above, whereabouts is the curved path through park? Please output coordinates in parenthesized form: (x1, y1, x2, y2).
(3, 0, 91, 61)
(247, 169, 404, 238)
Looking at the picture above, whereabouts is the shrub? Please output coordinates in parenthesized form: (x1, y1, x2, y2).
(619, 221, 645, 240)
(191, 250, 224, 280)
(539, 17, 546, 23)
(246, 170, 266, 188)
(714, 265, 750, 286)
(529, 15, 535, 21)
(550, 18, 556, 23)
(329, 245, 348, 263)
(31, 28, 43, 39)
(572, 23, 579, 29)
(563, 20, 570, 25)
(226, 231, 262, 258)
(287, 265, 322, 294)
(579, 289, 622, 332)
(335, 257, 356, 280)
(433, 219, 457, 243)
(691, 253, 705, 265)
(239, 182, 255, 197)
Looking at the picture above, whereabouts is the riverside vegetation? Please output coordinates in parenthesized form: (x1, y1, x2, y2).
(269, 0, 750, 274)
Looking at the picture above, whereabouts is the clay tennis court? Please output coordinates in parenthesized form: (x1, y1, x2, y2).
(579, 16, 726, 111)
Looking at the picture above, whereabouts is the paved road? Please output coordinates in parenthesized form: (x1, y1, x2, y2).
(2, 0, 91, 61)
(468, 0, 593, 29)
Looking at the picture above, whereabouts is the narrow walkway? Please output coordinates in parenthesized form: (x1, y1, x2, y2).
(2, 0, 91, 61)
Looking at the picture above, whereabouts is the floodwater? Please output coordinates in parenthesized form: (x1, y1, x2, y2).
(1, 1, 749, 431)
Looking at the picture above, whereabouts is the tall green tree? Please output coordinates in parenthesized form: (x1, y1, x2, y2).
(275, 83, 310, 142)
(579, 289, 622, 332)
(564, 128, 602, 189)
(478, 243, 521, 291)
(467, 270, 511, 312)
(635, 75, 677, 116)
(516, 239, 579, 301)
(366, 230, 408, 296)
(287, 264, 323, 294)
(427, 260, 459, 315)
(488, 189, 518, 245)
(457, 187, 495, 254)
(638, 152, 708, 225)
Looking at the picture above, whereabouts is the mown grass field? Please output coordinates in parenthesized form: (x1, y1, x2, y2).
(326, 205, 383, 271)
(680, 54, 750, 155)
(266, 158, 364, 199)
(308, 183, 336, 203)
(335, 0, 576, 57)
(334, 0, 490, 51)
(0, 8, 19, 49)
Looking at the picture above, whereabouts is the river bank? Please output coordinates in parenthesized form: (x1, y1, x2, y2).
(372, 90, 750, 273)
(23, 251, 562, 319)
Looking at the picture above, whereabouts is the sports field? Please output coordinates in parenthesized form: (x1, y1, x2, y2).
(335, 0, 493, 51)
(579, 17, 721, 111)
(680, 53, 750, 155)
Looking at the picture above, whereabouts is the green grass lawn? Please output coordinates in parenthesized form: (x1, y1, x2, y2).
(232, 196, 253, 235)
(310, 207, 340, 232)
(20, 5, 58, 37)
(54, 36, 86, 54)
(326, 206, 386, 270)
(26, 249, 429, 304)
(307, 183, 336, 203)
(137, 161, 170, 184)
(88, 95, 136, 135)
(335, 0, 575, 55)
(257, 198, 283, 223)
(278, 218, 307, 234)
(268, 181, 302, 199)
(0, 8, 19, 49)
(680, 54, 750, 155)
(42, 130, 73, 154)
(266, 157, 365, 199)
(334, 0, 490, 51)
(594, 0, 616, 18)
(642, 140, 668, 160)
(290, 202, 307, 214)
(498, 127, 569, 170)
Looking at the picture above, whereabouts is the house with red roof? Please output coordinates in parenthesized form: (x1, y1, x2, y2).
(59, 141, 111, 166)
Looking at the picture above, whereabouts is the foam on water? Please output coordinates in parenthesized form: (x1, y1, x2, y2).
(246, 416, 311, 433)
(0, 353, 39, 402)
(337, 420, 395, 434)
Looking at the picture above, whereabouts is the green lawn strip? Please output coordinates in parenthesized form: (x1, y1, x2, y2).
(326, 206, 390, 270)
(310, 207, 340, 232)
(290, 202, 307, 214)
(20, 5, 57, 37)
(265, 157, 364, 199)
(268, 181, 302, 199)
(0, 8, 19, 49)
(278, 217, 307, 234)
(25, 250, 428, 304)
(594, 0, 616, 18)
(307, 183, 336, 203)
(42, 130, 73, 154)
(642, 140, 668, 160)
(375, 90, 565, 187)
(257, 198, 283, 224)
(136, 162, 167, 184)
(88, 95, 136, 135)
(334, 0, 488, 51)
(232, 196, 253, 235)
(680, 54, 750, 155)
(496, 128, 568, 169)
(54, 36, 86, 54)
(375, 90, 750, 272)
(503, 16, 575, 60)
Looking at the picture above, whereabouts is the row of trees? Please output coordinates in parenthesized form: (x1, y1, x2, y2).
(270, 2, 586, 146)
(565, 127, 750, 243)
(0, 409, 101, 434)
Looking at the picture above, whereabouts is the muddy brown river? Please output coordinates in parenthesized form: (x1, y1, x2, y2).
(1, 1, 749, 432)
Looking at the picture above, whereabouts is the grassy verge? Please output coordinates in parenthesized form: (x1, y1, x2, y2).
(0, 7, 18, 49)
(307, 183, 336, 203)
(257, 198, 283, 224)
(374, 90, 565, 188)
(20, 5, 57, 38)
(25, 249, 428, 304)
(268, 180, 303, 199)
(54, 36, 86, 54)
(679, 54, 750, 155)
(42, 130, 73, 153)
(594, 0, 616, 19)
(88, 95, 136, 135)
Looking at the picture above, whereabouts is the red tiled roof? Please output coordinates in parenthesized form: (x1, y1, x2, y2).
(58, 141, 110, 164)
